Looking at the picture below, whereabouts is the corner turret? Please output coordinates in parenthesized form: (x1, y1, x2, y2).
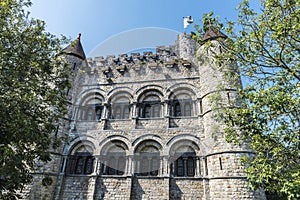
(63, 33, 86, 60)
(202, 24, 227, 43)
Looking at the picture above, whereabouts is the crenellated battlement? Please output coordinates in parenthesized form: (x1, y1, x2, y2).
(85, 33, 197, 78)
(87, 45, 178, 68)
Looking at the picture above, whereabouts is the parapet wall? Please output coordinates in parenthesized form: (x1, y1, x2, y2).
(85, 33, 196, 72)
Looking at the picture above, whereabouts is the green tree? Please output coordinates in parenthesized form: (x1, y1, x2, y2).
(0, 0, 69, 198)
(210, 0, 300, 199)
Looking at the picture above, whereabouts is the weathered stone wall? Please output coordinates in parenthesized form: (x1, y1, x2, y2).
(130, 177, 169, 200)
(94, 177, 130, 199)
(60, 176, 95, 199)
(170, 178, 204, 199)
(207, 152, 251, 178)
(208, 179, 265, 200)
(22, 174, 56, 200)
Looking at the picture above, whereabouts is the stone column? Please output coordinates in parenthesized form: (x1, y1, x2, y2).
(196, 157, 201, 177)
(93, 157, 99, 175)
(131, 157, 136, 175)
(136, 158, 140, 175)
(132, 102, 137, 118)
(127, 155, 133, 176)
(132, 102, 137, 129)
(164, 101, 170, 128)
(103, 158, 108, 175)
(183, 158, 187, 177)
(169, 157, 175, 177)
(102, 104, 107, 119)
(60, 155, 67, 174)
(159, 157, 163, 176)
(73, 106, 79, 120)
(202, 157, 208, 176)
(164, 100, 169, 117)
(163, 156, 169, 176)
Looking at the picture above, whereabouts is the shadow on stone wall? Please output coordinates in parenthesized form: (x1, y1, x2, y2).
(130, 177, 145, 200)
(169, 178, 182, 200)
(94, 177, 107, 199)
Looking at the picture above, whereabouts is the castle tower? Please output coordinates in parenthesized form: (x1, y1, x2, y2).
(197, 26, 265, 199)
(25, 31, 266, 199)
(175, 32, 196, 61)
(22, 34, 87, 200)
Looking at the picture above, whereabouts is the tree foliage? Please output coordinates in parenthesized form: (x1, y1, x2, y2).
(0, 0, 70, 198)
(211, 0, 300, 199)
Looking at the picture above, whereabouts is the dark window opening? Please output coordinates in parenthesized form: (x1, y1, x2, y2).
(111, 104, 131, 119)
(80, 104, 103, 121)
(174, 102, 181, 116)
(103, 155, 126, 176)
(174, 154, 196, 177)
(136, 155, 160, 177)
(140, 101, 161, 118)
(66, 153, 94, 175)
(170, 100, 193, 117)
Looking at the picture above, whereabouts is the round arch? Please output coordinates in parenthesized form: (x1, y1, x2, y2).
(107, 87, 134, 103)
(166, 134, 201, 156)
(166, 83, 198, 101)
(135, 85, 165, 102)
(63, 136, 97, 155)
(99, 135, 131, 155)
(132, 134, 163, 148)
(134, 139, 163, 154)
(75, 88, 106, 105)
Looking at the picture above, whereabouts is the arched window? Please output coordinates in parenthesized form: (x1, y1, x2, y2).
(139, 93, 162, 118)
(174, 153, 196, 177)
(78, 96, 104, 121)
(101, 140, 128, 176)
(66, 152, 94, 175)
(104, 155, 126, 175)
(134, 140, 161, 176)
(110, 97, 131, 120)
(170, 142, 199, 178)
(169, 92, 194, 117)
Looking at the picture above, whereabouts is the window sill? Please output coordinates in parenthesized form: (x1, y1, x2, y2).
(168, 116, 198, 119)
(107, 119, 131, 121)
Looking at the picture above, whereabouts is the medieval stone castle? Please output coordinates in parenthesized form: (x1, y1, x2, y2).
(25, 27, 266, 199)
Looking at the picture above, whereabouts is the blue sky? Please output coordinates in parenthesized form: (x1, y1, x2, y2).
(29, 0, 260, 57)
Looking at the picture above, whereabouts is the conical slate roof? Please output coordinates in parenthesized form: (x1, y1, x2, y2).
(202, 25, 227, 43)
(63, 33, 86, 60)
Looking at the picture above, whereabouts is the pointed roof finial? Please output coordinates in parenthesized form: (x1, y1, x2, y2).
(62, 33, 86, 60)
(202, 23, 227, 43)
(77, 33, 81, 41)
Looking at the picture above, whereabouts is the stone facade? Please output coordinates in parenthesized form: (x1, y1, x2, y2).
(25, 32, 266, 200)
